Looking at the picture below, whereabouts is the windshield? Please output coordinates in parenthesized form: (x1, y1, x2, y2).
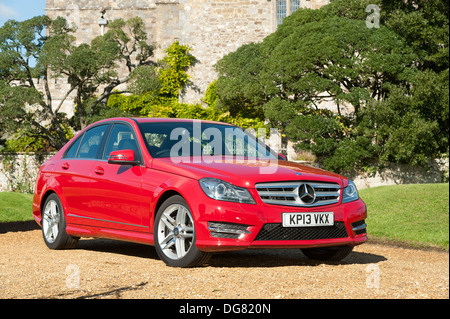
(138, 121, 278, 160)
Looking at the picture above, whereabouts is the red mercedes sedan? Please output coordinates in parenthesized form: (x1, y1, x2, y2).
(33, 118, 367, 267)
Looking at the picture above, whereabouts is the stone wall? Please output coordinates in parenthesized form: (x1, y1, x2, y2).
(1, 151, 447, 193)
(0, 153, 53, 193)
(348, 159, 449, 190)
(177, 0, 274, 102)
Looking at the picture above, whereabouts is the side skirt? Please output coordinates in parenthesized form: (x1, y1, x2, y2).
(66, 224, 155, 246)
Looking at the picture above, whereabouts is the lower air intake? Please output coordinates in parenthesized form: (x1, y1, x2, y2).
(254, 222, 348, 241)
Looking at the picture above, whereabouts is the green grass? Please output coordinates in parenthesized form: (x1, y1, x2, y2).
(1, 184, 449, 250)
(360, 183, 449, 250)
(0, 192, 34, 223)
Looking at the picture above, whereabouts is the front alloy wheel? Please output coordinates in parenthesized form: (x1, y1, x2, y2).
(154, 195, 210, 267)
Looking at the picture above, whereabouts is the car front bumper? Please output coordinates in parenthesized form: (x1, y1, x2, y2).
(192, 192, 367, 253)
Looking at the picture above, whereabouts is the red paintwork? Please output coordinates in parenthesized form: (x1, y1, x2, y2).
(33, 118, 367, 252)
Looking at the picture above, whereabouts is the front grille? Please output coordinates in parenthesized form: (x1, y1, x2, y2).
(254, 222, 348, 241)
(255, 181, 341, 207)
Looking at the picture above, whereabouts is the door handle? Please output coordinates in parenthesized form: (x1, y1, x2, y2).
(94, 166, 104, 175)
(62, 162, 70, 170)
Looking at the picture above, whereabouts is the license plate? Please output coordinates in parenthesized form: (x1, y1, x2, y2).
(282, 212, 334, 227)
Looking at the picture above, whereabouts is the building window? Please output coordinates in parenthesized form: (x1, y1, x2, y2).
(290, 0, 301, 13)
(276, 0, 301, 26)
(276, 0, 287, 26)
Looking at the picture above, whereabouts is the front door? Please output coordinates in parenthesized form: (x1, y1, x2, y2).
(89, 122, 148, 232)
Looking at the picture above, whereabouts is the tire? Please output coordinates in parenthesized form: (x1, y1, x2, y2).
(41, 193, 79, 250)
(154, 195, 211, 268)
(301, 246, 354, 262)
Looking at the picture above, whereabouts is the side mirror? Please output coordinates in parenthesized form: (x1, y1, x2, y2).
(278, 153, 287, 161)
(108, 149, 139, 165)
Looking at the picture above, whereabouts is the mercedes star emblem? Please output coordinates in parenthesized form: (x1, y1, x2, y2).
(298, 184, 316, 204)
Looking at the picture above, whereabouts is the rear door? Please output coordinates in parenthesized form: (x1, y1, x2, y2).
(56, 124, 110, 224)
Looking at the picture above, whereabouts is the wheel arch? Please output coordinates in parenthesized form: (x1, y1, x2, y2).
(40, 190, 57, 217)
(39, 188, 70, 222)
(153, 189, 183, 221)
(148, 177, 200, 231)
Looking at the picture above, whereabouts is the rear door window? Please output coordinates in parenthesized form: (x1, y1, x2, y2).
(64, 125, 109, 159)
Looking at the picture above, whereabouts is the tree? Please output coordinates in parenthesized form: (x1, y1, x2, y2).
(0, 15, 157, 151)
(41, 16, 156, 131)
(213, 0, 449, 172)
(380, 0, 449, 72)
(0, 16, 69, 151)
(214, 43, 266, 120)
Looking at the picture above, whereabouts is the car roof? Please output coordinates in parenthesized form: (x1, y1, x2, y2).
(134, 117, 234, 125)
(101, 117, 236, 126)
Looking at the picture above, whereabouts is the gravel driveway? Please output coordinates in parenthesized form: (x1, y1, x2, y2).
(0, 224, 448, 299)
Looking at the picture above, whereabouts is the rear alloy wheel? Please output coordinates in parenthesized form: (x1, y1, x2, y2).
(42, 194, 78, 250)
(301, 246, 354, 262)
(154, 195, 210, 267)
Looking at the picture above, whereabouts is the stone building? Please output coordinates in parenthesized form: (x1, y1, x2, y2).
(45, 0, 329, 112)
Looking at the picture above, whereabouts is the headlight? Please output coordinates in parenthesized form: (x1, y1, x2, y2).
(199, 178, 256, 204)
(342, 180, 359, 203)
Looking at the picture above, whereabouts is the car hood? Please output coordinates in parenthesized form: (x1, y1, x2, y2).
(152, 156, 345, 188)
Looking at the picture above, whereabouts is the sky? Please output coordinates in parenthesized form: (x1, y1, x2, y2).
(0, 0, 46, 28)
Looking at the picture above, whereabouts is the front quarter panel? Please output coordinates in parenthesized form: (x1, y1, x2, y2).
(141, 168, 200, 232)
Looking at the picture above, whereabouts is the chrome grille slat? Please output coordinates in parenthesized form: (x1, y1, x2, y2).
(316, 192, 339, 196)
(255, 181, 341, 207)
(258, 193, 297, 197)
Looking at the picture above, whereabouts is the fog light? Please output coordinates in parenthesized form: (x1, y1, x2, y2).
(208, 222, 251, 239)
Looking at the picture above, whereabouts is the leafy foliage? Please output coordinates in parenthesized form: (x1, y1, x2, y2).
(213, 0, 449, 172)
(158, 41, 195, 98)
(0, 16, 157, 150)
(0, 15, 263, 154)
(214, 43, 266, 120)
(107, 93, 265, 130)
(106, 41, 266, 130)
(0, 16, 69, 150)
